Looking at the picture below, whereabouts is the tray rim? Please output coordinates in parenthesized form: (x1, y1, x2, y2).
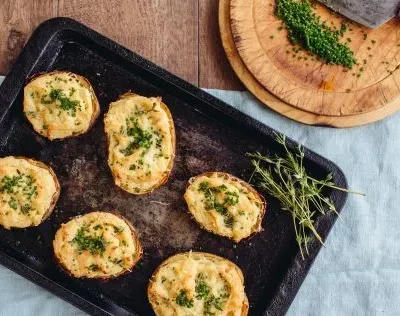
(0, 17, 348, 316)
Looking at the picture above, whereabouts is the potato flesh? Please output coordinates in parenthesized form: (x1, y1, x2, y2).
(53, 212, 139, 278)
(105, 95, 174, 194)
(185, 173, 262, 242)
(149, 253, 247, 316)
(0, 157, 57, 229)
(24, 72, 95, 140)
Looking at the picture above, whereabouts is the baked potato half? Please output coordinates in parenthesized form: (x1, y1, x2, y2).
(0, 156, 60, 229)
(23, 71, 100, 140)
(53, 211, 142, 279)
(184, 172, 266, 242)
(148, 252, 249, 316)
(104, 92, 175, 195)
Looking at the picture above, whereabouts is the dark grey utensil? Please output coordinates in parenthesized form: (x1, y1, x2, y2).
(319, 0, 400, 28)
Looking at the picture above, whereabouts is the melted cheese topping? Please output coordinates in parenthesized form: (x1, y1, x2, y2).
(149, 252, 247, 316)
(0, 157, 58, 229)
(53, 212, 141, 278)
(24, 72, 97, 140)
(104, 94, 174, 194)
(184, 173, 263, 242)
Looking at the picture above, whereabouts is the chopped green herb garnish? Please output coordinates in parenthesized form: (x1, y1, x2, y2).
(26, 111, 36, 117)
(195, 276, 211, 299)
(120, 117, 153, 156)
(41, 88, 80, 116)
(275, 0, 357, 68)
(113, 226, 124, 233)
(198, 182, 238, 227)
(224, 191, 239, 206)
(93, 224, 103, 230)
(21, 204, 33, 214)
(72, 226, 107, 255)
(110, 258, 124, 266)
(88, 264, 100, 271)
(0, 173, 38, 213)
(8, 197, 18, 210)
(69, 87, 76, 96)
(175, 289, 194, 308)
(195, 274, 230, 314)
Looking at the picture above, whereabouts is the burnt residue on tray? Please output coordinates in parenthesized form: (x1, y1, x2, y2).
(0, 18, 348, 316)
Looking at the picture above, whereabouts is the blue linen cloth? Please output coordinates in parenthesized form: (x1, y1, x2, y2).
(0, 75, 398, 315)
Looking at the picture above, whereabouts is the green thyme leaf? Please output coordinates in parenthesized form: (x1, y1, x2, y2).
(248, 133, 364, 258)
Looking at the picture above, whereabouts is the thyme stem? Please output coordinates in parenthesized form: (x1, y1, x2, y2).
(248, 134, 363, 258)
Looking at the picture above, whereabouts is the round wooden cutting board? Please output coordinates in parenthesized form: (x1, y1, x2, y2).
(219, 0, 400, 127)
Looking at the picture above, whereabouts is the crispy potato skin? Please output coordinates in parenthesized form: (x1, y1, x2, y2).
(148, 251, 249, 316)
(0, 156, 60, 228)
(184, 172, 266, 243)
(53, 211, 143, 280)
(104, 92, 176, 195)
(23, 71, 100, 140)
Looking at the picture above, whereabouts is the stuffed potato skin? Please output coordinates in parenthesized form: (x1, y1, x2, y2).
(0, 156, 60, 229)
(184, 172, 266, 242)
(104, 92, 175, 195)
(23, 71, 100, 140)
(53, 211, 142, 279)
(148, 252, 249, 316)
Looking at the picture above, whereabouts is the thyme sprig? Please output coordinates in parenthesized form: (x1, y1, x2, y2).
(248, 133, 364, 258)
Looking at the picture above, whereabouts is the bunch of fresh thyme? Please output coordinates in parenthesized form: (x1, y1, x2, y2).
(248, 133, 363, 258)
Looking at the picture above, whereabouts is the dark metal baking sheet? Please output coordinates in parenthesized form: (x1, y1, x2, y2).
(0, 18, 348, 316)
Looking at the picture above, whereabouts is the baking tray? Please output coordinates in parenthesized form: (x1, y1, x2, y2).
(0, 18, 348, 316)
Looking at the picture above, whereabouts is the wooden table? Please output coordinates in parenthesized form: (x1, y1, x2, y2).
(0, 0, 243, 90)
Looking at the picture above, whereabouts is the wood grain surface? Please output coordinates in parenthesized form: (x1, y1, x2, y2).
(59, 0, 198, 84)
(219, 0, 400, 127)
(199, 0, 243, 90)
(0, 0, 242, 89)
(230, 0, 400, 116)
(0, 1, 57, 73)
